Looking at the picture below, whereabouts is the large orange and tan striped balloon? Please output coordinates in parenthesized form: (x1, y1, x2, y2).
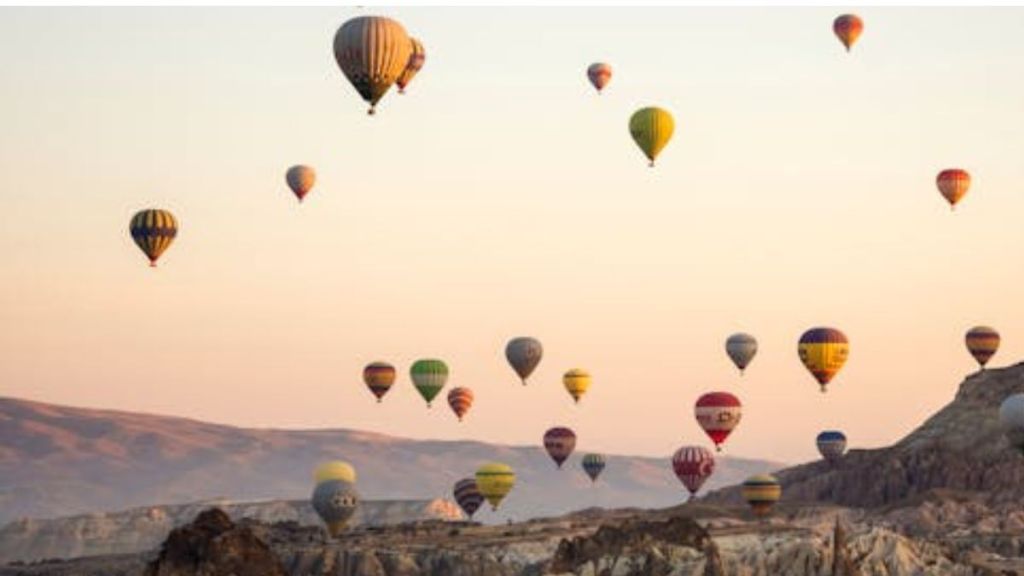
(936, 169, 971, 210)
(333, 16, 413, 115)
(396, 37, 425, 94)
(447, 386, 474, 422)
(129, 209, 178, 267)
(833, 14, 863, 52)
(966, 326, 1000, 369)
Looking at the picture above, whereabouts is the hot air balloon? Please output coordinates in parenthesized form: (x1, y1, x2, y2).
(937, 169, 971, 210)
(798, 327, 849, 392)
(543, 427, 577, 469)
(816, 430, 847, 465)
(833, 14, 863, 52)
(999, 394, 1024, 454)
(966, 326, 1000, 369)
(312, 479, 360, 537)
(129, 209, 177, 267)
(447, 386, 474, 422)
(694, 392, 742, 452)
(453, 478, 484, 519)
(396, 37, 425, 94)
(629, 107, 674, 167)
(410, 359, 448, 408)
(741, 474, 781, 518)
(285, 165, 316, 203)
(313, 460, 357, 485)
(563, 369, 591, 404)
(332, 16, 413, 115)
(725, 333, 758, 375)
(587, 62, 612, 94)
(581, 453, 606, 483)
(476, 462, 515, 511)
(363, 362, 396, 403)
(505, 337, 543, 385)
(671, 445, 715, 500)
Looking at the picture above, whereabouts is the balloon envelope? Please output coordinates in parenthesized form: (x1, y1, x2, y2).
(333, 16, 413, 114)
(563, 369, 591, 404)
(581, 453, 606, 482)
(505, 337, 543, 385)
(447, 386, 474, 422)
(476, 462, 516, 511)
(999, 394, 1024, 454)
(587, 62, 612, 93)
(363, 362, 396, 403)
(816, 430, 847, 464)
(629, 107, 674, 167)
(410, 359, 449, 407)
(396, 37, 425, 94)
(725, 333, 758, 374)
(453, 478, 484, 519)
(798, 327, 849, 392)
(129, 209, 178, 267)
(694, 392, 742, 451)
(833, 14, 863, 51)
(741, 474, 781, 517)
(543, 427, 577, 468)
(313, 461, 357, 485)
(672, 445, 715, 498)
(312, 480, 360, 537)
(285, 165, 316, 202)
(936, 168, 971, 209)
(966, 326, 999, 369)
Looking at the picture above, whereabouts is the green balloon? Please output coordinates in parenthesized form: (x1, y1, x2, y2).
(410, 359, 449, 407)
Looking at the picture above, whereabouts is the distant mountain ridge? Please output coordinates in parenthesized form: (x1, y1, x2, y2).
(0, 396, 781, 525)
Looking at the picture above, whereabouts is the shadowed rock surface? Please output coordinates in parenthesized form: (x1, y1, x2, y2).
(144, 508, 285, 576)
(708, 362, 1024, 509)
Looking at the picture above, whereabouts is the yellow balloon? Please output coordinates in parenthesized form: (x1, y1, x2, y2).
(563, 368, 591, 404)
(475, 462, 516, 510)
(629, 107, 674, 167)
(313, 461, 357, 485)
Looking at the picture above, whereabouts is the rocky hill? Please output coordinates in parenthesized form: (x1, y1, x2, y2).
(0, 396, 779, 526)
(0, 498, 461, 565)
(708, 362, 1024, 509)
(5, 497, 1024, 576)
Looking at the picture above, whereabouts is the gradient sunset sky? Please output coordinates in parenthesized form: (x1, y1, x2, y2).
(2, 7, 1023, 464)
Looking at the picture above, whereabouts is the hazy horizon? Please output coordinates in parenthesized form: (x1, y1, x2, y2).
(2, 7, 1023, 465)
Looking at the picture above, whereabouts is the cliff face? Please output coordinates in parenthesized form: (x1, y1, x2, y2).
(710, 362, 1024, 509)
(0, 498, 461, 565)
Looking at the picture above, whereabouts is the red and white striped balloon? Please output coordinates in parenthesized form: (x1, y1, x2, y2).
(694, 392, 742, 452)
(672, 445, 716, 498)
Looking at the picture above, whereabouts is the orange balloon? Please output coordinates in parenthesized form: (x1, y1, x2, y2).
(936, 169, 971, 210)
(833, 14, 863, 52)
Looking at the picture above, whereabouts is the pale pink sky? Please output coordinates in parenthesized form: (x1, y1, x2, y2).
(1, 7, 1023, 463)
